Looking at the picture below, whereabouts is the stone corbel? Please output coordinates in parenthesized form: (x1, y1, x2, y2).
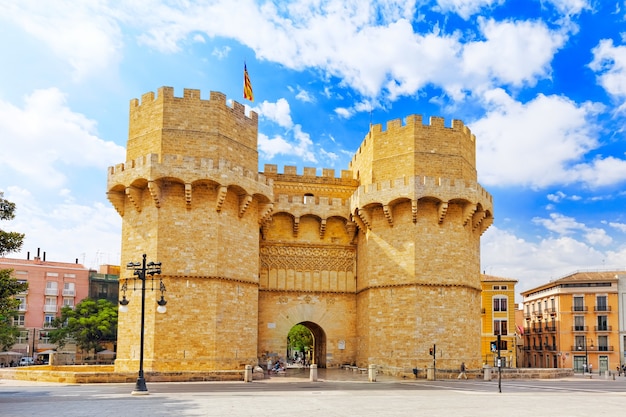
(319, 218, 327, 239)
(106, 191, 125, 216)
(412, 200, 418, 223)
(216, 186, 228, 213)
(239, 194, 253, 218)
(125, 186, 142, 212)
(148, 180, 161, 208)
(258, 203, 273, 225)
(356, 208, 371, 230)
(437, 202, 448, 224)
(185, 183, 192, 207)
(382, 204, 393, 227)
(472, 210, 486, 231)
(293, 216, 300, 237)
(462, 203, 477, 226)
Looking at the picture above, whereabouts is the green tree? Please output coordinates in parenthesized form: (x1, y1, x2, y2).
(287, 324, 313, 354)
(49, 298, 118, 358)
(0, 192, 27, 350)
(0, 192, 25, 257)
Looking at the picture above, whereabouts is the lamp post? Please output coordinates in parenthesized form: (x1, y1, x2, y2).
(577, 340, 590, 374)
(119, 254, 166, 395)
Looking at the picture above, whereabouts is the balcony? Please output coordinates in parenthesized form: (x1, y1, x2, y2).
(62, 289, 75, 297)
(524, 327, 532, 335)
(532, 326, 543, 333)
(544, 325, 556, 332)
(594, 305, 611, 312)
(44, 288, 58, 296)
(17, 304, 28, 312)
(533, 345, 543, 351)
(597, 345, 614, 352)
(524, 313, 532, 320)
(544, 344, 557, 351)
(545, 307, 557, 315)
(43, 305, 57, 313)
(572, 325, 588, 332)
(594, 325, 612, 332)
(572, 306, 588, 312)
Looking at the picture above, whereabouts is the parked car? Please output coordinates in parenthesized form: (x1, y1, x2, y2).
(18, 357, 34, 366)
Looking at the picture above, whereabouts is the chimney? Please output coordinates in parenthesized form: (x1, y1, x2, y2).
(27, 251, 30, 260)
(43, 252, 46, 262)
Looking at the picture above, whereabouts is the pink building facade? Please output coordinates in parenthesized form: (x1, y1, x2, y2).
(0, 252, 89, 358)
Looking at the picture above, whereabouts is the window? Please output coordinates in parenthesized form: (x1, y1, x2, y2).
(575, 335, 585, 349)
(44, 297, 57, 312)
(494, 320, 508, 335)
(573, 296, 584, 311)
(63, 282, 75, 296)
(596, 295, 607, 311)
(500, 285, 507, 290)
(493, 285, 500, 290)
(598, 335, 608, 351)
(15, 296, 26, 311)
(45, 281, 58, 295)
(44, 314, 55, 328)
(304, 193, 314, 203)
(46, 272, 59, 277)
(64, 273, 76, 278)
(63, 298, 74, 308)
(13, 314, 25, 326)
(574, 316, 585, 331)
(493, 296, 508, 312)
(597, 315, 608, 331)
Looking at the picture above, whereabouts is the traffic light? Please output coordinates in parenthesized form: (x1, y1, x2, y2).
(490, 341, 497, 352)
(429, 347, 434, 356)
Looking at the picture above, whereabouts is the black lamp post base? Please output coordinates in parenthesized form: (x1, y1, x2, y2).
(131, 377, 149, 395)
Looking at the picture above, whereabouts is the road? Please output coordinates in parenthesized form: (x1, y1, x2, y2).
(1, 374, 625, 417)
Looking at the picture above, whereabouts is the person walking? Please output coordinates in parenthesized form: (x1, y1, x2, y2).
(457, 362, 467, 379)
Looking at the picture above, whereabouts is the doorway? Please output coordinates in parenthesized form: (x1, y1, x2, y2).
(287, 321, 327, 368)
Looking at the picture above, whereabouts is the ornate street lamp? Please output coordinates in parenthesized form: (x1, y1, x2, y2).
(119, 254, 166, 395)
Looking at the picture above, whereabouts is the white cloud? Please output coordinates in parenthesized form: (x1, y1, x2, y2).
(334, 107, 354, 119)
(0, 2, 123, 81)
(295, 87, 315, 103)
(473, 89, 612, 188)
(211, 45, 230, 59)
(609, 222, 626, 233)
(589, 39, 626, 98)
(0, 88, 126, 189)
(543, 0, 592, 17)
(532, 213, 612, 246)
(434, 0, 505, 20)
(256, 98, 294, 128)
(481, 225, 616, 297)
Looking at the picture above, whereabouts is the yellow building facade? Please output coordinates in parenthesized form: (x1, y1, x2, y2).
(520, 271, 620, 374)
(106, 87, 494, 376)
(480, 274, 518, 367)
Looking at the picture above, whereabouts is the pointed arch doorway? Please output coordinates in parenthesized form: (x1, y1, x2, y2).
(288, 321, 327, 368)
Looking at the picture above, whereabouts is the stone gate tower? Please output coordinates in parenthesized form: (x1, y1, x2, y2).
(107, 87, 493, 376)
(108, 87, 273, 372)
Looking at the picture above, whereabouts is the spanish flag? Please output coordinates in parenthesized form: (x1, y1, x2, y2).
(243, 63, 254, 102)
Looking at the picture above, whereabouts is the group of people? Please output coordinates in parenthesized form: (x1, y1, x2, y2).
(617, 364, 626, 376)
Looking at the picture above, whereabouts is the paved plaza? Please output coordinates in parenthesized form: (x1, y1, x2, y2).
(1, 369, 625, 417)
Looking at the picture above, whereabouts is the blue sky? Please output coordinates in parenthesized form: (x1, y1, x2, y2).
(1, 0, 626, 299)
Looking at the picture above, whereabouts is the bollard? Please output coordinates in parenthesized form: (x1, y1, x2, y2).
(368, 364, 377, 382)
(309, 364, 318, 382)
(427, 365, 435, 381)
(244, 364, 253, 382)
(483, 365, 492, 381)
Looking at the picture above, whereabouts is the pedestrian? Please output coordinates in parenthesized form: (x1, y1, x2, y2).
(588, 363, 592, 374)
(457, 362, 467, 379)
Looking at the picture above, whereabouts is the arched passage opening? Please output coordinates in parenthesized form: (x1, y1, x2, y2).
(287, 321, 327, 368)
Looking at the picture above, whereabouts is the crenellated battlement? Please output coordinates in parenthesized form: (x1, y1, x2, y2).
(126, 87, 259, 173)
(131, 87, 257, 123)
(108, 153, 273, 191)
(350, 115, 477, 184)
(262, 164, 357, 187)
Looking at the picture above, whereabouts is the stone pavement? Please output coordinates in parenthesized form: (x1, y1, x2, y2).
(1, 369, 625, 417)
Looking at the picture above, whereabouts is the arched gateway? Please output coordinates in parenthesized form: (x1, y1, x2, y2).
(108, 87, 493, 377)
